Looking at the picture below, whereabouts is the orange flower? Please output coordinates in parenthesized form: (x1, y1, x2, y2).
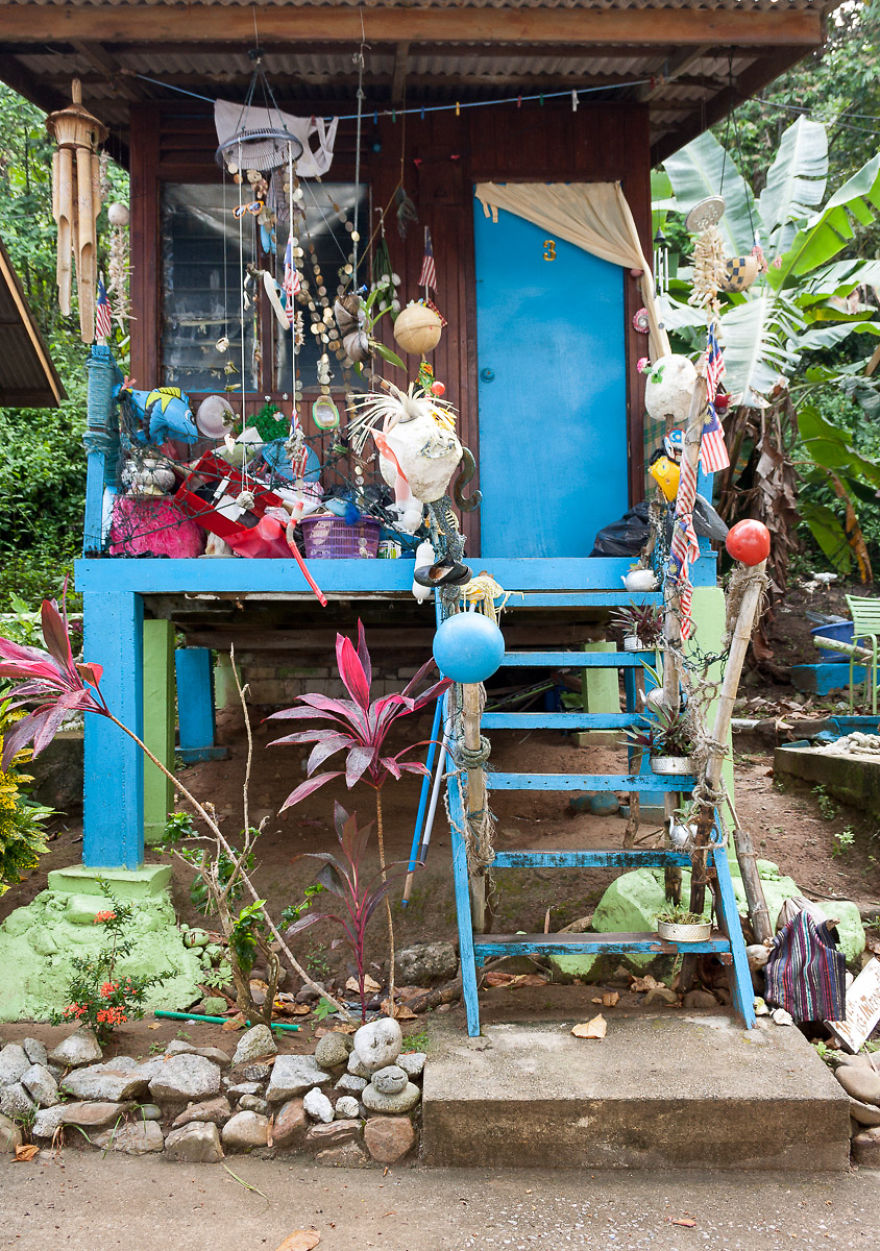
(93, 910, 117, 924)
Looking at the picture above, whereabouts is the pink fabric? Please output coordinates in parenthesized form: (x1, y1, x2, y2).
(109, 496, 206, 557)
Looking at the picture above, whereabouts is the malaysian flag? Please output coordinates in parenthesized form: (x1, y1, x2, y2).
(701, 322, 730, 474)
(418, 227, 437, 293)
(668, 450, 701, 640)
(95, 276, 112, 342)
(283, 231, 300, 327)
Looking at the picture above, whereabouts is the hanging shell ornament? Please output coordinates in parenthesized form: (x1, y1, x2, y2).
(46, 79, 108, 343)
(393, 302, 442, 356)
(632, 307, 650, 334)
(644, 354, 698, 424)
(720, 254, 760, 293)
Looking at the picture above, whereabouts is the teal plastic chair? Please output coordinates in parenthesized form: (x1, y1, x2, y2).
(846, 595, 880, 713)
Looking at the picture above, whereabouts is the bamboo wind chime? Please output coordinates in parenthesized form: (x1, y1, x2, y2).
(46, 79, 108, 343)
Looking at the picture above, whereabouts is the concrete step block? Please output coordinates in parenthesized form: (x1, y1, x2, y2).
(421, 1017, 851, 1171)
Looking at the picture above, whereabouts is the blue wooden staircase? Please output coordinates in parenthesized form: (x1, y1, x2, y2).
(441, 590, 756, 1036)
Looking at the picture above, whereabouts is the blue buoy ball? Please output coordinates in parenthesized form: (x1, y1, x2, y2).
(433, 612, 505, 684)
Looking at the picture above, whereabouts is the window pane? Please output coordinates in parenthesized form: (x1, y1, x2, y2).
(273, 182, 368, 394)
(161, 183, 257, 394)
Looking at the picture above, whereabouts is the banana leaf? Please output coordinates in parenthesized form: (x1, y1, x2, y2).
(766, 151, 880, 290)
(662, 130, 756, 258)
(757, 116, 827, 258)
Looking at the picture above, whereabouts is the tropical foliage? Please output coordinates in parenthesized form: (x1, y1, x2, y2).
(0, 704, 53, 889)
(657, 116, 880, 608)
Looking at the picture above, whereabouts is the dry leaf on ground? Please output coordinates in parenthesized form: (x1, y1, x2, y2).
(275, 1231, 321, 1251)
(571, 1014, 607, 1039)
(630, 975, 659, 993)
(221, 1013, 246, 1032)
(381, 999, 416, 1019)
(670, 1218, 697, 1228)
(397, 985, 431, 1001)
(484, 971, 549, 989)
(602, 991, 620, 1007)
(14, 1144, 39, 1162)
(346, 974, 381, 994)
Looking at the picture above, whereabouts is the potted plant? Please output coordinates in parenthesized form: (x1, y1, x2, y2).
(625, 701, 697, 774)
(610, 602, 664, 652)
(656, 902, 712, 943)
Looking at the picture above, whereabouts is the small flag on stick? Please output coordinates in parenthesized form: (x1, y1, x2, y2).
(283, 230, 300, 327)
(418, 227, 437, 293)
(95, 275, 112, 342)
(701, 322, 730, 473)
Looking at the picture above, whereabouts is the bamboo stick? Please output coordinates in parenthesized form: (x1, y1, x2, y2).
(462, 682, 489, 934)
(682, 559, 768, 983)
(660, 373, 706, 900)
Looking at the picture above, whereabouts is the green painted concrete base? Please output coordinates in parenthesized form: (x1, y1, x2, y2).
(0, 864, 205, 1023)
(549, 857, 865, 981)
(47, 864, 172, 898)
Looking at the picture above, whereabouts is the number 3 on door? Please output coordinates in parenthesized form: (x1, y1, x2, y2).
(543, 239, 556, 261)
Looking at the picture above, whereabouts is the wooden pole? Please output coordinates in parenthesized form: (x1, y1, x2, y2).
(682, 559, 768, 982)
(462, 682, 489, 934)
(731, 821, 773, 944)
(661, 372, 706, 901)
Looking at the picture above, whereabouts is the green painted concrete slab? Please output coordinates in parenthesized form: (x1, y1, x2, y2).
(47, 864, 172, 898)
(421, 1016, 851, 1171)
(775, 744, 880, 820)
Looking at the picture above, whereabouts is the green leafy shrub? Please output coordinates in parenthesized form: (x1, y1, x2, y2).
(50, 883, 168, 1043)
(0, 704, 53, 889)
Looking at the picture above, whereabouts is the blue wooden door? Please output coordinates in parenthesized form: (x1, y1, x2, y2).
(473, 200, 627, 558)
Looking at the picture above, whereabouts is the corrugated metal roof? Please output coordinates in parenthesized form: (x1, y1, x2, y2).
(0, 237, 65, 408)
(0, 0, 842, 8)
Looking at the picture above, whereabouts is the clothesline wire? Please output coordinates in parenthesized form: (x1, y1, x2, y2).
(129, 73, 651, 119)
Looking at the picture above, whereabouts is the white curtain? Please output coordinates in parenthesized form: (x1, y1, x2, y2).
(474, 181, 670, 361)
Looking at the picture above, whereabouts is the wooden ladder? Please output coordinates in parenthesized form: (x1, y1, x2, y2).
(442, 590, 756, 1037)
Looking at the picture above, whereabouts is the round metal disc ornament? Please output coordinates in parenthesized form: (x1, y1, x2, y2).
(684, 196, 726, 234)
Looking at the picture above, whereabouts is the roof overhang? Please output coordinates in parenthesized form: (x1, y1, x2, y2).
(0, 236, 65, 408)
(0, 0, 841, 163)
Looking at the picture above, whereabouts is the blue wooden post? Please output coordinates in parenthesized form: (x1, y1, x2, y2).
(710, 839, 757, 1028)
(82, 345, 122, 555)
(83, 590, 144, 869)
(446, 745, 482, 1037)
(175, 648, 227, 763)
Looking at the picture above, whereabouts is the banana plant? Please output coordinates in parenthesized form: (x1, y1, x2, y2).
(661, 116, 880, 406)
(658, 116, 880, 588)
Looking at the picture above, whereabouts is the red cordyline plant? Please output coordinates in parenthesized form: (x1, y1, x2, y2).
(0, 590, 350, 1018)
(268, 620, 450, 1013)
(287, 802, 416, 1023)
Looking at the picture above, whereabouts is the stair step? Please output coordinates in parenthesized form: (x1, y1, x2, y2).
(499, 650, 654, 668)
(421, 1019, 853, 1171)
(481, 712, 642, 730)
(472, 931, 731, 957)
(488, 772, 694, 792)
(492, 849, 693, 869)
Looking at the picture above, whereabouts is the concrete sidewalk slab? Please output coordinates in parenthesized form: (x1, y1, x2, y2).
(421, 1015, 851, 1171)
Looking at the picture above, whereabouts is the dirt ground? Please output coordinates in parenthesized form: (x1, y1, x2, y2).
(1, 1152, 879, 1251)
(2, 572, 879, 1034)
(2, 692, 879, 1043)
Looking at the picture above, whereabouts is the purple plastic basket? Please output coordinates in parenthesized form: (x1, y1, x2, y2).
(300, 515, 380, 559)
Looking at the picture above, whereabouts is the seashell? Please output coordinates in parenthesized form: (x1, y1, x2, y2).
(343, 329, 371, 363)
(632, 307, 650, 334)
(644, 354, 698, 424)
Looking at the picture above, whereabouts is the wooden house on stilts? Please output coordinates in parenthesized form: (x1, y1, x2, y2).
(0, 0, 840, 1031)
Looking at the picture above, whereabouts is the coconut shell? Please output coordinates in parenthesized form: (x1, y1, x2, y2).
(720, 254, 759, 293)
(393, 303, 442, 356)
